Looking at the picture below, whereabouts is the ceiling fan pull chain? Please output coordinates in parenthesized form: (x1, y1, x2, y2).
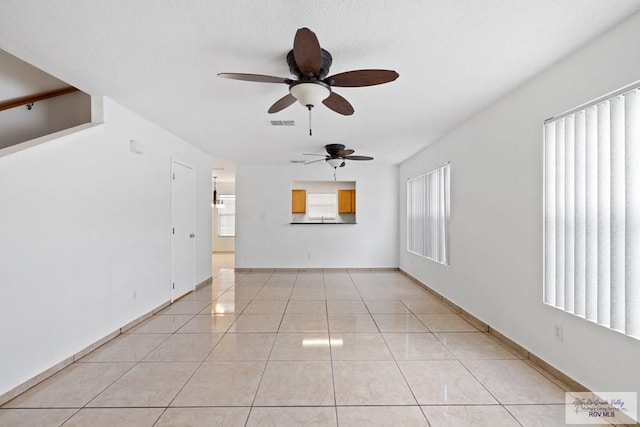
(308, 106, 312, 136)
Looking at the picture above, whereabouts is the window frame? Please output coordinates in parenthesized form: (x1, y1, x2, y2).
(217, 194, 235, 237)
(543, 82, 640, 340)
(407, 162, 450, 265)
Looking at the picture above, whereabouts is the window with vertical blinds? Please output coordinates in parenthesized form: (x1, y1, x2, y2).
(407, 163, 450, 265)
(544, 85, 640, 340)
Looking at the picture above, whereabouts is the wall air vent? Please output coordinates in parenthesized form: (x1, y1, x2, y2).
(290, 160, 306, 164)
(270, 120, 295, 126)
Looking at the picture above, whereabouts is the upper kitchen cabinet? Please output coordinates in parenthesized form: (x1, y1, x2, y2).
(291, 189, 306, 213)
(338, 189, 356, 214)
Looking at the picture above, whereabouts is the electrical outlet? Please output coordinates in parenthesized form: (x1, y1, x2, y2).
(553, 324, 563, 342)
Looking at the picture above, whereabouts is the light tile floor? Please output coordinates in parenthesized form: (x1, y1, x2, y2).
(0, 254, 603, 426)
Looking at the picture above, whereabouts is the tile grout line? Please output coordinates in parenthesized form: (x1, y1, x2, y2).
(246, 270, 286, 421)
(365, 280, 430, 424)
(156, 269, 265, 419)
(455, 357, 526, 426)
(322, 270, 340, 425)
(392, 296, 435, 425)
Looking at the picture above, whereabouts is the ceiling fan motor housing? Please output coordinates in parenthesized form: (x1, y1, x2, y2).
(325, 143, 346, 156)
(287, 48, 333, 79)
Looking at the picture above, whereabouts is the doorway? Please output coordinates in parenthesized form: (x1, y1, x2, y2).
(171, 160, 195, 302)
(212, 177, 235, 273)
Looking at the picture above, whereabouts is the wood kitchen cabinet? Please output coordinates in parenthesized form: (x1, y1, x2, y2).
(338, 189, 356, 213)
(291, 189, 306, 213)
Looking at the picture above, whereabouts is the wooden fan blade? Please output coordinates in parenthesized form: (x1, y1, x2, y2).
(339, 161, 346, 167)
(336, 149, 354, 157)
(218, 73, 289, 84)
(344, 155, 374, 161)
(305, 158, 327, 165)
(322, 92, 354, 116)
(294, 28, 321, 75)
(326, 70, 399, 87)
(268, 94, 297, 113)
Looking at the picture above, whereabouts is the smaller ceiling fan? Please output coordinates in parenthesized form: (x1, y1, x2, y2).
(304, 144, 374, 169)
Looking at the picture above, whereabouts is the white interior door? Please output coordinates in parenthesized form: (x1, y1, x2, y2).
(171, 160, 195, 302)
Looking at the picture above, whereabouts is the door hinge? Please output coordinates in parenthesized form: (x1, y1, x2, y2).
(172, 227, 175, 234)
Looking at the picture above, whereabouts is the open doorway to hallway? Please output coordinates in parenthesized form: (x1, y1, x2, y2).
(211, 173, 235, 278)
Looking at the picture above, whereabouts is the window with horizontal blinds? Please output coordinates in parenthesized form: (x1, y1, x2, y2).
(307, 193, 336, 219)
(217, 195, 235, 237)
(407, 163, 450, 265)
(544, 86, 640, 340)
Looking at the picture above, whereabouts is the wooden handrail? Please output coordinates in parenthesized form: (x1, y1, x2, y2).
(0, 86, 79, 112)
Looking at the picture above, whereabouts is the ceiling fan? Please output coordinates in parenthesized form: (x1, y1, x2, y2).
(304, 144, 374, 169)
(218, 27, 399, 119)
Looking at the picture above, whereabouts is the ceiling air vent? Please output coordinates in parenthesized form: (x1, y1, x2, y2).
(290, 160, 305, 164)
(270, 120, 295, 126)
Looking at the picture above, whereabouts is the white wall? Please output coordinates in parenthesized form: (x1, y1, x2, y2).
(236, 163, 398, 269)
(399, 13, 640, 392)
(0, 97, 212, 397)
(212, 181, 235, 252)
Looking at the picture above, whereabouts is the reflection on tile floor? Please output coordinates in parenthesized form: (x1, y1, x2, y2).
(0, 253, 586, 426)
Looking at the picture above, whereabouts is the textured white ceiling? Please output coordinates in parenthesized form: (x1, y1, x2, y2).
(1, 0, 639, 175)
(0, 49, 68, 99)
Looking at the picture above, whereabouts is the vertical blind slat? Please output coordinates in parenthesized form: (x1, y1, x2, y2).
(555, 119, 566, 309)
(544, 122, 557, 305)
(574, 111, 587, 317)
(625, 90, 639, 338)
(443, 165, 450, 264)
(597, 101, 612, 327)
(564, 115, 576, 313)
(610, 96, 626, 332)
(584, 107, 598, 321)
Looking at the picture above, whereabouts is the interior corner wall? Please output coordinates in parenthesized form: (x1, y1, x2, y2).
(399, 12, 640, 392)
(212, 181, 235, 252)
(235, 163, 398, 269)
(0, 97, 212, 397)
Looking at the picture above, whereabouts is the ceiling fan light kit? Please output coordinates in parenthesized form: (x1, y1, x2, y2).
(326, 158, 344, 168)
(289, 81, 330, 109)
